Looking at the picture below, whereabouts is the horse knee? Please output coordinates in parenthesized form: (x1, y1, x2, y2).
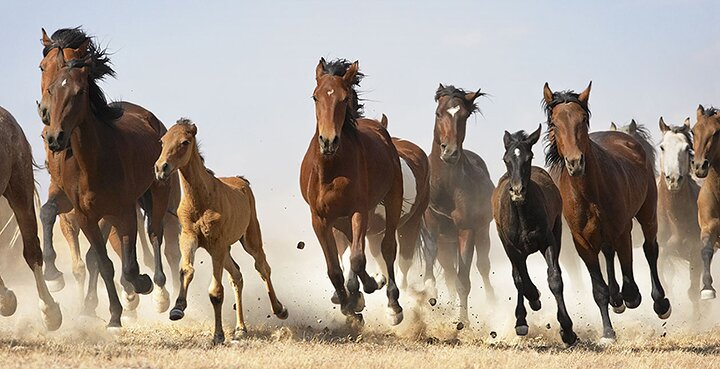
(122, 262, 140, 280)
(349, 253, 367, 274)
(208, 284, 223, 305)
(22, 240, 43, 269)
(547, 269, 563, 294)
(39, 203, 57, 225)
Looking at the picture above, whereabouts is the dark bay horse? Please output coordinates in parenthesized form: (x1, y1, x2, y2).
(492, 126, 576, 346)
(543, 82, 670, 343)
(690, 105, 720, 300)
(300, 58, 404, 325)
(422, 84, 495, 324)
(0, 106, 62, 330)
(38, 27, 175, 327)
(609, 119, 657, 175)
(335, 114, 430, 297)
(657, 117, 702, 315)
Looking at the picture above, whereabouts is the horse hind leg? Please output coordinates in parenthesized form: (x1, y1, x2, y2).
(543, 232, 577, 346)
(208, 251, 226, 345)
(602, 246, 626, 313)
(169, 233, 198, 321)
(224, 255, 247, 340)
(5, 178, 62, 331)
(635, 196, 672, 319)
(240, 215, 287, 319)
(575, 238, 616, 343)
(699, 224, 719, 300)
(475, 223, 496, 302)
(616, 230, 641, 310)
(379, 180, 404, 326)
(162, 213, 181, 297)
(136, 206, 154, 270)
(59, 213, 87, 305)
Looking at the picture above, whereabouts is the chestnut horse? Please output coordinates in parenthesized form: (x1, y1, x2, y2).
(300, 58, 404, 325)
(657, 117, 702, 315)
(334, 114, 430, 298)
(38, 27, 174, 327)
(690, 105, 720, 300)
(0, 106, 62, 330)
(156, 120, 287, 344)
(543, 82, 671, 343)
(493, 126, 576, 346)
(422, 84, 495, 324)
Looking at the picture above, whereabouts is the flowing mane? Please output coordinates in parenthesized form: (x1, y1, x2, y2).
(434, 85, 483, 114)
(701, 106, 720, 117)
(44, 27, 123, 123)
(542, 90, 591, 169)
(321, 59, 364, 130)
(626, 122, 657, 175)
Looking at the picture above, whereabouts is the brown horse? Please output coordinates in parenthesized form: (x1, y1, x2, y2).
(543, 82, 671, 343)
(657, 117, 702, 315)
(422, 84, 495, 324)
(0, 106, 62, 330)
(609, 119, 657, 175)
(38, 27, 175, 327)
(690, 105, 720, 300)
(156, 119, 287, 344)
(334, 114, 430, 297)
(300, 58, 404, 325)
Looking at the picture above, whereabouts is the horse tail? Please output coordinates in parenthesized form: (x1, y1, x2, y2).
(417, 216, 435, 269)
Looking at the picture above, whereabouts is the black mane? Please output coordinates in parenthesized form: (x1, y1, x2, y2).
(702, 106, 720, 117)
(45, 27, 123, 123)
(434, 85, 482, 114)
(542, 90, 591, 169)
(322, 59, 364, 129)
(623, 122, 657, 174)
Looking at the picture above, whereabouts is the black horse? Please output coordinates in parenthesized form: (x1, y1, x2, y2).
(491, 126, 576, 346)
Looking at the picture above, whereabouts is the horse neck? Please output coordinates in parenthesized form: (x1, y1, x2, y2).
(69, 114, 104, 181)
(178, 147, 216, 210)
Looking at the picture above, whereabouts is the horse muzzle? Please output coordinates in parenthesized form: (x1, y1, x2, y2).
(154, 162, 172, 181)
(664, 175, 684, 192)
(45, 131, 68, 153)
(509, 186, 526, 203)
(318, 135, 339, 156)
(564, 155, 585, 177)
(694, 160, 710, 178)
(440, 144, 460, 164)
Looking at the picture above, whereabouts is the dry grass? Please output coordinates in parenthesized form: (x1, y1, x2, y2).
(0, 318, 719, 369)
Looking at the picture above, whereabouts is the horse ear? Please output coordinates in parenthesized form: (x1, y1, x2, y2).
(315, 58, 327, 80)
(578, 81, 592, 103)
(698, 104, 705, 119)
(610, 122, 617, 131)
(464, 88, 484, 103)
(659, 117, 670, 133)
(438, 83, 445, 91)
(503, 131, 513, 149)
(189, 124, 197, 136)
(684, 117, 691, 128)
(526, 124, 542, 146)
(379, 114, 388, 129)
(543, 82, 553, 105)
(342, 61, 359, 85)
(629, 119, 637, 131)
(41, 28, 51, 47)
(72, 38, 92, 58)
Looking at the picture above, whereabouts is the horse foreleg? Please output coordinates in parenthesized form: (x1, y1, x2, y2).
(59, 213, 86, 304)
(543, 233, 577, 346)
(475, 223, 495, 302)
(456, 228, 476, 325)
(39, 186, 72, 291)
(380, 186, 403, 326)
(208, 250, 226, 345)
(169, 232, 197, 321)
(700, 231, 717, 300)
(576, 239, 615, 343)
(312, 215, 352, 318)
(147, 193, 170, 313)
(616, 231, 641, 309)
(136, 207, 154, 270)
(163, 213, 181, 297)
(223, 255, 247, 340)
(602, 246, 625, 313)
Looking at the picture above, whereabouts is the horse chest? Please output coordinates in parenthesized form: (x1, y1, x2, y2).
(313, 177, 355, 217)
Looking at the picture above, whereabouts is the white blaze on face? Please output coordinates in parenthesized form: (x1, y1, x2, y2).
(660, 131, 690, 179)
(373, 157, 417, 220)
(327, 89, 334, 95)
(61, 79, 67, 87)
(447, 105, 460, 118)
(514, 148, 521, 157)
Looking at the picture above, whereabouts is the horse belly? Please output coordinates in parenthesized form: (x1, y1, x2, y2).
(372, 157, 417, 223)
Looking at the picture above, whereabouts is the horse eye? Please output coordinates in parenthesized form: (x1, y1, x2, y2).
(311, 95, 317, 102)
(39, 66, 44, 72)
(435, 112, 441, 118)
(659, 145, 664, 151)
(181, 140, 190, 146)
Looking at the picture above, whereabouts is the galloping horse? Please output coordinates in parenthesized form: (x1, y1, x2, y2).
(493, 126, 576, 345)
(38, 27, 175, 326)
(657, 117, 702, 315)
(300, 58, 404, 325)
(335, 114, 430, 295)
(422, 84, 495, 324)
(156, 120, 287, 344)
(543, 82, 670, 343)
(0, 106, 62, 330)
(690, 105, 720, 300)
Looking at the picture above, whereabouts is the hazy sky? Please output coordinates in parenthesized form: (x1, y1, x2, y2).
(2, 1, 719, 240)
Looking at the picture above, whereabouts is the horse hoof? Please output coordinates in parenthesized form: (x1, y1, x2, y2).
(106, 325, 122, 335)
(153, 286, 170, 313)
(132, 275, 154, 295)
(169, 308, 185, 321)
(529, 299, 541, 311)
(122, 291, 140, 311)
(373, 274, 387, 290)
(387, 308, 403, 326)
(40, 300, 62, 331)
(353, 294, 366, 313)
(599, 336, 616, 346)
(212, 333, 225, 345)
(424, 279, 438, 300)
(612, 302, 626, 314)
(657, 300, 672, 320)
(276, 306, 289, 320)
(515, 325, 529, 336)
(330, 291, 340, 305)
(561, 330, 578, 347)
(701, 289, 716, 300)
(232, 327, 248, 341)
(46, 275, 66, 292)
(0, 289, 17, 317)
(346, 313, 365, 328)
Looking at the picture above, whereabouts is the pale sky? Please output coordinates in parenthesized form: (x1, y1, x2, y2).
(2, 1, 719, 241)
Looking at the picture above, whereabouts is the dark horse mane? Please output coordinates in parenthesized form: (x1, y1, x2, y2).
(322, 59, 364, 130)
(626, 122, 657, 174)
(434, 85, 482, 114)
(44, 27, 123, 123)
(701, 106, 720, 117)
(542, 90, 591, 169)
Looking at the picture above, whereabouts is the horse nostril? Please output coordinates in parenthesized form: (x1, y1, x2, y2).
(56, 131, 65, 143)
(441, 143, 447, 149)
(332, 136, 339, 145)
(162, 163, 169, 172)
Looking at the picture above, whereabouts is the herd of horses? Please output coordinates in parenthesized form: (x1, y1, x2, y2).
(0, 27, 717, 347)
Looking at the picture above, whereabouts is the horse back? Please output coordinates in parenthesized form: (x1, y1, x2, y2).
(356, 118, 402, 205)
